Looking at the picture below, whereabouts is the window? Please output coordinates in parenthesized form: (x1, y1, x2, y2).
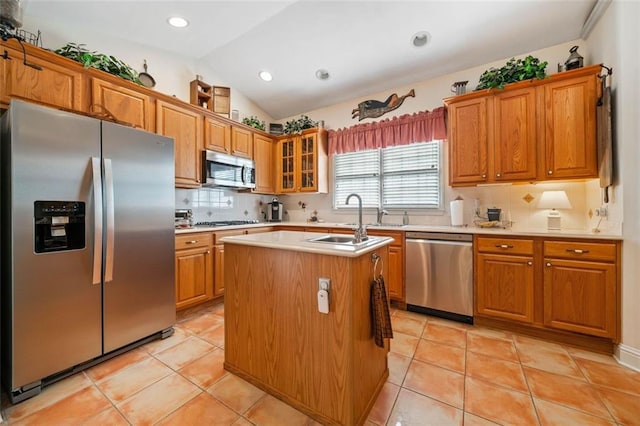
(333, 142, 442, 209)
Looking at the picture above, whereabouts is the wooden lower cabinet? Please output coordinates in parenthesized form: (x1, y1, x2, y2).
(175, 233, 214, 310)
(476, 253, 534, 323)
(475, 235, 620, 347)
(543, 241, 618, 339)
(367, 229, 404, 301)
(213, 244, 225, 296)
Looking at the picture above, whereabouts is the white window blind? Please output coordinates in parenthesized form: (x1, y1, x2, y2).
(333, 142, 441, 209)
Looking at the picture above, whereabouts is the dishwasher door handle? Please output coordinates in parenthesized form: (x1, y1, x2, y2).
(406, 239, 472, 247)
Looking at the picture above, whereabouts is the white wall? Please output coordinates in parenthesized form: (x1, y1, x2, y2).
(281, 40, 588, 130)
(587, 0, 640, 370)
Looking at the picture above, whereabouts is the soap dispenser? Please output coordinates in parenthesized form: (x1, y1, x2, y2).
(403, 211, 409, 225)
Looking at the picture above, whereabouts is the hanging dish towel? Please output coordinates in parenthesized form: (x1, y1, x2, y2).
(371, 275, 393, 348)
(596, 73, 613, 203)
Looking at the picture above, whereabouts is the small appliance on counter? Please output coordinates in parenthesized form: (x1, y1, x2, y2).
(175, 209, 193, 228)
(268, 197, 283, 222)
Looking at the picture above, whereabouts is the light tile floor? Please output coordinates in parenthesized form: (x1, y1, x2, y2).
(2, 303, 640, 425)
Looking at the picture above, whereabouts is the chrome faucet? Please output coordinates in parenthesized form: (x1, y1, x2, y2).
(346, 193, 367, 243)
(376, 208, 389, 225)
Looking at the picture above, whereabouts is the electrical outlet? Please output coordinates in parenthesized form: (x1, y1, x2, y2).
(595, 206, 608, 217)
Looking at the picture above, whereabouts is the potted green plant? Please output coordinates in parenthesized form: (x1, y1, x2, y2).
(242, 116, 265, 131)
(475, 55, 548, 90)
(54, 42, 141, 84)
(283, 115, 317, 134)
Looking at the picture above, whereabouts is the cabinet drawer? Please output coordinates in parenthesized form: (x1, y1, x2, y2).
(175, 233, 212, 250)
(476, 237, 534, 255)
(544, 241, 617, 262)
(368, 230, 403, 246)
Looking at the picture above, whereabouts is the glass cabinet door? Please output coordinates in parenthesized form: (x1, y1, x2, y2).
(280, 139, 295, 191)
(300, 134, 316, 191)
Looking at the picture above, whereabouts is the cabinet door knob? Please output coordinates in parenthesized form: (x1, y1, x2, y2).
(495, 244, 514, 249)
(481, 174, 487, 179)
(496, 173, 502, 178)
(186, 240, 198, 244)
(206, 250, 211, 254)
(547, 170, 553, 175)
(546, 262, 552, 267)
(566, 248, 589, 254)
(527, 261, 533, 266)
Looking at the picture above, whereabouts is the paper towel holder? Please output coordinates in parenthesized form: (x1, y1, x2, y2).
(450, 196, 465, 227)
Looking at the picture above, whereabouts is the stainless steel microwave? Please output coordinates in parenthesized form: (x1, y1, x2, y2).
(201, 150, 256, 189)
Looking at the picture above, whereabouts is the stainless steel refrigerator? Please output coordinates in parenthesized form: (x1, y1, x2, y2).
(1, 100, 176, 403)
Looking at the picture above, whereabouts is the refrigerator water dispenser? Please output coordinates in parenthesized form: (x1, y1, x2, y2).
(34, 201, 85, 253)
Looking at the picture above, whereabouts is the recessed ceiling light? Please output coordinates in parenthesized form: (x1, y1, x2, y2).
(411, 31, 430, 48)
(258, 71, 273, 82)
(315, 69, 330, 80)
(167, 16, 189, 28)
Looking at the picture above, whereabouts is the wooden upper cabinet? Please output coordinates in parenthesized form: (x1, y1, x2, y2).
(231, 126, 253, 159)
(156, 100, 203, 188)
(91, 78, 153, 131)
(493, 87, 538, 181)
(204, 116, 231, 153)
(448, 96, 490, 185)
(1, 45, 84, 111)
(445, 65, 600, 186)
(276, 129, 328, 193)
(252, 133, 275, 194)
(544, 73, 598, 179)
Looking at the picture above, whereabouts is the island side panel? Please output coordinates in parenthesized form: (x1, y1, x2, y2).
(352, 246, 390, 424)
(224, 244, 354, 424)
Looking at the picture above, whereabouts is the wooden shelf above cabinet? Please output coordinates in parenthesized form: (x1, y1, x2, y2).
(189, 79, 230, 117)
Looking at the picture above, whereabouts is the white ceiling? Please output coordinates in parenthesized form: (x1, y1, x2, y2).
(23, 0, 598, 119)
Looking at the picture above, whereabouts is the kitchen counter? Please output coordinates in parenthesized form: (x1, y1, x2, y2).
(220, 230, 393, 257)
(176, 221, 622, 240)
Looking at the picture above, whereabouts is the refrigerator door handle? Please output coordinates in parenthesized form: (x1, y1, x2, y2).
(104, 158, 115, 283)
(91, 157, 103, 285)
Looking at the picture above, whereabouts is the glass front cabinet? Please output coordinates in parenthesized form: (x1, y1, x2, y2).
(276, 128, 328, 193)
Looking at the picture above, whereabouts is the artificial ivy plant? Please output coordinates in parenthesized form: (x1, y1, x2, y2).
(54, 43, 141, 85)
(283, 115, 317, 134)
(475, 55, 548, 90)
(242, 116, 265, 131)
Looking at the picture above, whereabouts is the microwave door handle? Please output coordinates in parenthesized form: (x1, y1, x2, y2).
(241, 165, 246, 184)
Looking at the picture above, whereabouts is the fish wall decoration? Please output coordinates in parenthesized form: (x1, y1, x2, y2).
(351, 89, 415, 121)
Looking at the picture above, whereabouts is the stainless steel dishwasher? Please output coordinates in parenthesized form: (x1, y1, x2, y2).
(405, 232, 474, 324)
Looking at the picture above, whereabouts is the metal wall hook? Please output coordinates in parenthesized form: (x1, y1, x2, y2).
(371, 253, 383, 277)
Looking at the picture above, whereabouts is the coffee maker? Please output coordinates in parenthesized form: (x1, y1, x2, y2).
(267, 197, 283, 222)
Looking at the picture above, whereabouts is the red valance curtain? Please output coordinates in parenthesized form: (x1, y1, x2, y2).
(328, 107, 446, 155)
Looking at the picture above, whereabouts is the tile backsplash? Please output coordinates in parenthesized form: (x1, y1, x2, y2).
(175, 188, 274, 223)
(176, 179, 621, 235)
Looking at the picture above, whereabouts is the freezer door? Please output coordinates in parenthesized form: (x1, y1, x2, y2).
(101, 121, 175, 352)
(5, 101, 102, 388)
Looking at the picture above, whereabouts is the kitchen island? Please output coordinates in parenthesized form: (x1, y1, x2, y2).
(222, 231, 393, 425)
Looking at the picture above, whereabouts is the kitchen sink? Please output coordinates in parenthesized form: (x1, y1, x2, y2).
(308, 235, 361, 244)
(306, 234, 383, 247)
(367, 223, 407, 228)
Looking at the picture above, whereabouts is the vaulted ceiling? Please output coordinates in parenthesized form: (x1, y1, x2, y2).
(23, 0, 598, 119)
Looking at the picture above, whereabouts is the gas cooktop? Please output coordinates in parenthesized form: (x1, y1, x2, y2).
(194, 220, 260, 227)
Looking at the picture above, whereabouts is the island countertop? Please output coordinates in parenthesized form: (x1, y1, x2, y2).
(221, 230, 393, 257)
